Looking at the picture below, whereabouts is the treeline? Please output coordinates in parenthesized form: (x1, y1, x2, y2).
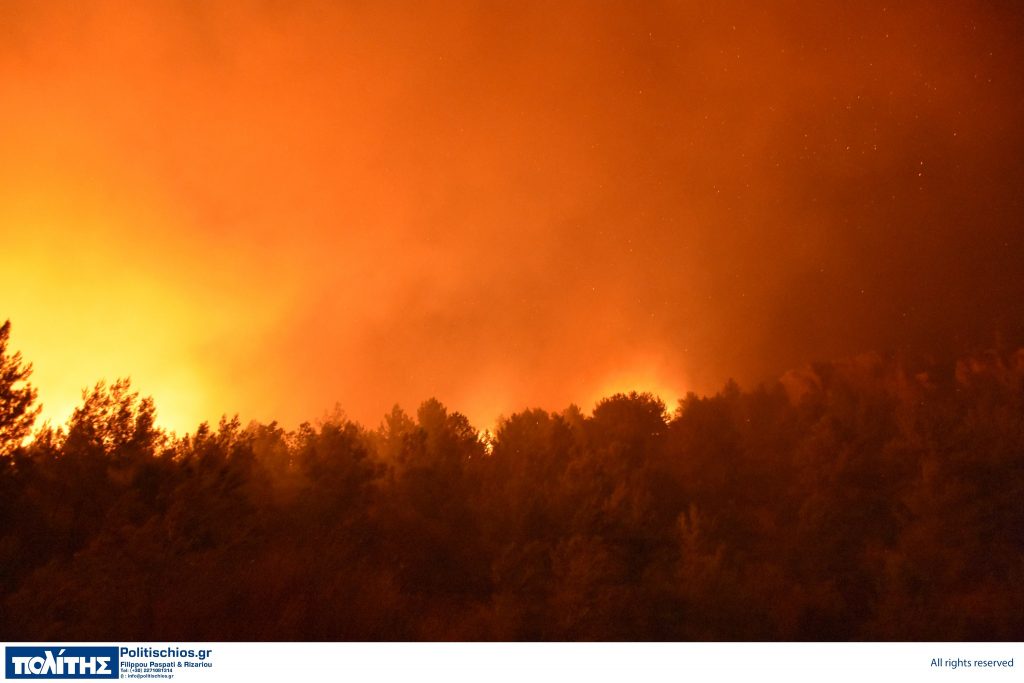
(1, 322, 1022, 640)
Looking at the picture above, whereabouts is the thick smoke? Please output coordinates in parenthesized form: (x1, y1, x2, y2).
(1, 1, 1022, 430)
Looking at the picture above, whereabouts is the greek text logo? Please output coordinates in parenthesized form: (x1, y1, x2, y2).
(5, 647, 119, 679)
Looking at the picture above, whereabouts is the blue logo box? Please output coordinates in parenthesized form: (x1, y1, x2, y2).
(5, 647, 119, 679)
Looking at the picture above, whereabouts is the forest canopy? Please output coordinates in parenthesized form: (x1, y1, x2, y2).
(1, 320, 1022, 641)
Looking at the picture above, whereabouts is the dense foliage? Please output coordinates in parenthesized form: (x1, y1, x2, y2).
(1, 323, 1022, 640)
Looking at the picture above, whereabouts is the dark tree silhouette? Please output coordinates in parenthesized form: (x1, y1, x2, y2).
(1, 325, 1022, 641)
(0, 321, 40, 456)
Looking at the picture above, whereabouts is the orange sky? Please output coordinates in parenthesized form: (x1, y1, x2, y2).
(2, 1, 1023, 433)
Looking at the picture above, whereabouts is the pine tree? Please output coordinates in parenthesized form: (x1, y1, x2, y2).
(0, 320, 40, 456)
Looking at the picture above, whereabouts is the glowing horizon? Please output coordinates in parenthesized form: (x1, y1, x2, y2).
(3, 2, 1022, 437)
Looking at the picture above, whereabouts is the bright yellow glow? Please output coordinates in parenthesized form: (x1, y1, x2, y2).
(585, 358, 685, 415)
(0, 175, 273, 434)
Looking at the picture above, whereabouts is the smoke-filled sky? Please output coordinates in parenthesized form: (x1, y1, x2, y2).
(2, 1, 1023, 432)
